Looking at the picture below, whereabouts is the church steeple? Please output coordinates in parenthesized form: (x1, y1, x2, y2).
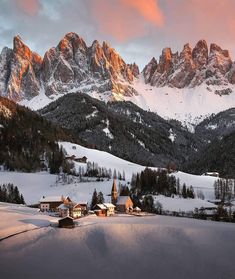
(111, 179, 118, 205)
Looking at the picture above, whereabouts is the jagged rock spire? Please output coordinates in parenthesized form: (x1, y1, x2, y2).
(111, 179, 118, 205)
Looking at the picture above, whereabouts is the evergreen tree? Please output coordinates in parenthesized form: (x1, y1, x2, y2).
(91, 189, 98, 209)
(182, 184, 187, 198)
(97, 191, 105, 204)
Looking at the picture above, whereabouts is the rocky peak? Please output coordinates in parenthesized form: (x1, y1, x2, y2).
(208, 43, 232, 75)
(192, 40, 208, 68)
(143, 40, 234, 89)
(142, 57, 158, 83)
(157, 48, 173, 74)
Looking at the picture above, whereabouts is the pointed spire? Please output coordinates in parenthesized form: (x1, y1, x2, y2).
(111, 179, 118, 205)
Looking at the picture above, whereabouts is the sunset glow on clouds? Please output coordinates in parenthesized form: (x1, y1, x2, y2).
(1, 0, 235, 68)
(15, 0, 40, 16)
(90, 0, 164, 42)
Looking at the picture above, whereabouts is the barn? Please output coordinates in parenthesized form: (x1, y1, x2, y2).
(58, 217, 75, 228)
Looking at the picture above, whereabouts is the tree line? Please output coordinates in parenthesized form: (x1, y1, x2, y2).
(131, 168, 195, 199)
(0, 183, 25, 204)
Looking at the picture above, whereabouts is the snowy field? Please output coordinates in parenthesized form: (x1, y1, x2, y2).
(0, 204, 235, 279)
(0, 142, 219, 210)
(0, 202, 57, 240)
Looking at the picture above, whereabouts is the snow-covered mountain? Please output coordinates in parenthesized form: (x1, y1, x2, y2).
(1, 34, 235, 127)
(0, 33, 139, 102)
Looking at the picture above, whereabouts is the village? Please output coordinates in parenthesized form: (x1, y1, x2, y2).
(39, 180, 142, 228)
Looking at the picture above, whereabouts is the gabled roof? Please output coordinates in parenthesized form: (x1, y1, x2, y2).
(58, 204, 69, 210)
(103, 203, 115, 208)
(39, 196, 63, 203)
(116, 196, 132, 205)
(94, 204, 108, 210)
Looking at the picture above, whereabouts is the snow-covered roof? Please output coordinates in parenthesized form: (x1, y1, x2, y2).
(95, 204, 108, 210)
(103, 203, 115, 208)
(58, 204, 69, 210)
(39, 196, 63, 203)
(116, 196, 132, 205)
(133, 207, 141, 211)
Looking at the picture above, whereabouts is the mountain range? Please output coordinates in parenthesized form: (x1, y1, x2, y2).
(1, 33, 235, 127)
(0, 33, 235, 176)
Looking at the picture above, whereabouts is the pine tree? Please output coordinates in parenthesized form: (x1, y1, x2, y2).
(97, 191, 104, 204)
(91, 189, 98, 209)
(182, 184, 187, 198)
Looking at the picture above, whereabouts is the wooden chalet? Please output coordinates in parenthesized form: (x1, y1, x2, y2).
(103, 203, 115, 216)
(116, 196, 133, 213)
(93, 204, 108, 217)
(58, 203, 83, 219)
(39, 196, 71, 212)
(58, 216, 75, 228)
(75, 202, 88, 215)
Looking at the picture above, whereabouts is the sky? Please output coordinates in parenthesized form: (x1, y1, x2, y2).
(0, 0, 235, 69)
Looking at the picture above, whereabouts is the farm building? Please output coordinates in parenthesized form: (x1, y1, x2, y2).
(58, 217, 75, 228)
(39, 196, 71, 212)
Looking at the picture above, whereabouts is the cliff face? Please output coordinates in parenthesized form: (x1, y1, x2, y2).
(0, 33, 139, 102)
(143, 40, 234, 90)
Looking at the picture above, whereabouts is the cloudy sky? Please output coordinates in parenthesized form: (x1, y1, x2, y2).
(1, 0, 235, 69)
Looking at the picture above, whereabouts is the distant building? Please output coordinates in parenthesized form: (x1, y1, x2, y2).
(111, 179, 118, 205)
(39, 196, 71, 212)
(58, 203, 83, 219)
(93, 204, 108, 217)
(58, 216, 75, 228)
(103, 203, 115, 216)
(116, 196, 133, 213)
(202, 172, 219, 177)
(74, 156, 88, 163)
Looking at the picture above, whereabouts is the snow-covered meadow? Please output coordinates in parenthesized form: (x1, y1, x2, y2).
(0, 142, 219, 211)
(0, 206, 235, 279)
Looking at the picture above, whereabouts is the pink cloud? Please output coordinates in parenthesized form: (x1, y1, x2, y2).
(15, 0, 40, 16)
(90, 0, 164, 42)
(165, 0, 235, 51)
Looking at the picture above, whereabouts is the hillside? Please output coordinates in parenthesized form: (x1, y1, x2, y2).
(40, 93, 199, 167)
(0, 97, 76, 172)
(184, 131, 235, 178)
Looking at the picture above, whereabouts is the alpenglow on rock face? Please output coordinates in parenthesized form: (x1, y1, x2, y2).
(143, 40, 235, 89)
(0, 33, 139, 102)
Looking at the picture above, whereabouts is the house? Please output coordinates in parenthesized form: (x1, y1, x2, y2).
(93, 204, 108, 217)
(58, 203, 82, 218)
(58, 216, 75, 228)
(202, 172, 219, 177)
(116, 196, 133, 213)
(39, 196, 71, 212)
(65, 155, 77, 161)
(58, 203, 69, 217)
(71, 204, 82, 218)
(75, 202, 88, 215)
(103, 203, 115, 216)
(74, 156, 88, 163)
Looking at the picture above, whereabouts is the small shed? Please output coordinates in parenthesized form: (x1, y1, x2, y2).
(58, 216, 75, 228)
(93, 204, 108, 217)
(116, 196, 133, 213)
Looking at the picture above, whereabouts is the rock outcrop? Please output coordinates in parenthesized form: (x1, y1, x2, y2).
(0, 33, 139, 102)
(143, 40, 234, 90)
